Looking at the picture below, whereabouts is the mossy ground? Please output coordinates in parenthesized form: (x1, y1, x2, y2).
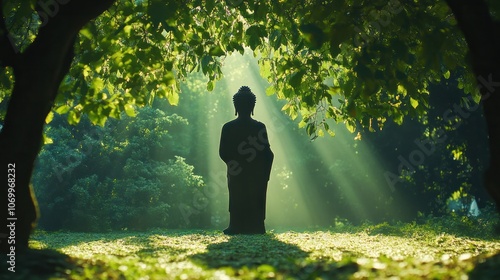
(2, 217, 500, 279)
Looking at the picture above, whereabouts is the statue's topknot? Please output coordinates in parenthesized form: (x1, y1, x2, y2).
(233, 86, 256, 115)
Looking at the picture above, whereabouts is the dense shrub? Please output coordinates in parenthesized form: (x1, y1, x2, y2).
(33, 108, 206, 231)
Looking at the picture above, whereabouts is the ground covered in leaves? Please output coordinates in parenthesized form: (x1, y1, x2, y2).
(2, 217, 500, 279)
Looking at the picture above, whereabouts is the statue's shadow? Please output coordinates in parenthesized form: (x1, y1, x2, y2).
(469, 252, 500, 279)
(191, 233, 309, 270)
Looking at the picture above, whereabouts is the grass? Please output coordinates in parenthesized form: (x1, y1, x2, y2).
(2, 217, 500, 279)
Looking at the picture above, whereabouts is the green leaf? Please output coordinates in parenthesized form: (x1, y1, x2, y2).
(289, 70, 305, 89)
(165, 61, 174, 71)
(45, 111, 54, 124)
(88, 110, 99, 124)
(246, 25, 263, 50)
(79, 27, 93, 40)
(394, 113, 404, 125)
(209, 45, 225, 56)
(229, 41, 244, 54)
(167, 90, 179, 105)
(410, 97, 419, 109)
(299, 23, 325, 50)
(345, 121, 356, 133)
(269, 29, 282, 50)
(306, 123, 316, 136)
(123, 25, 133, 37)
(124, 104, 137, 117)
(55, 104, 71, 115)
(163, 72, 176, 86)
(148, 0, 177, 27)
(91, 78, 105, 94)
(67, 110, 81, 125)
(207, 80, 215, 91)
(327, 86, 341, 96)
(43, 134, 53, 145)
(97, 116, 107, 127)
(201, 56, 212, 75)
(443, 70, 451, 79)
(288, 106, 298, 120)
(265, 86, 275, 96)
(206, 0, 216, 13)
(254, 2, 268, 22)
(233, 21, 244, 41)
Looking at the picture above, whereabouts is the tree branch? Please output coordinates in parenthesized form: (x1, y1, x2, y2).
(19, 0, 117, 72)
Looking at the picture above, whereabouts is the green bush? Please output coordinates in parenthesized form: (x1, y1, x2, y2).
(33, 108, 206, 231)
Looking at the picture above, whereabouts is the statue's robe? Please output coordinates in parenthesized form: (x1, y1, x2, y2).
(219, 117, 274, 233)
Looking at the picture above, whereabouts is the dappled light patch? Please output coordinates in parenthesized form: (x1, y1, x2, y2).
(13, 224, 498, 279)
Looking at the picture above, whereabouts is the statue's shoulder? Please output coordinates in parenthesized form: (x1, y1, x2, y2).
(253, 119, 266, 128)
(222, 119, 238, 129)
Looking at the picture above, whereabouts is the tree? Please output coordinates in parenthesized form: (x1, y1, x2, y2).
(1, 0, 115, 253)
(1, 0, 499, 252)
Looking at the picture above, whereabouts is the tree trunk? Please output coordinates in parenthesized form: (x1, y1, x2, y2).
(445, 0, 500, 212)
(0, 0, 115, 253)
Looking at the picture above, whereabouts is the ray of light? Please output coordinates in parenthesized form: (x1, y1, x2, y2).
(201, 79, 234, 228)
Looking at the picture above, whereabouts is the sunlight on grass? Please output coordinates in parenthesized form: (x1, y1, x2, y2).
(22, 224, 500, 280)
(311, 133, 371, 220)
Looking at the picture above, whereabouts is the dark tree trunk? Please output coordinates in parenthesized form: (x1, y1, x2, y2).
(0, 0, 115, 253)
(445, 0, 500, 212)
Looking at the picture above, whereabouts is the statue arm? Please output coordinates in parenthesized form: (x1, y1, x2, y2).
(219, 125, 230, 163)
(261, 124, 274, 180)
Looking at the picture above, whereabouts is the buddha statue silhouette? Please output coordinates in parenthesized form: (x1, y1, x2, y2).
(219, 86, 274, 234)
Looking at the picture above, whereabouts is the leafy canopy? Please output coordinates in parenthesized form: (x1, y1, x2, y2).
(0, 0, 479, 136)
